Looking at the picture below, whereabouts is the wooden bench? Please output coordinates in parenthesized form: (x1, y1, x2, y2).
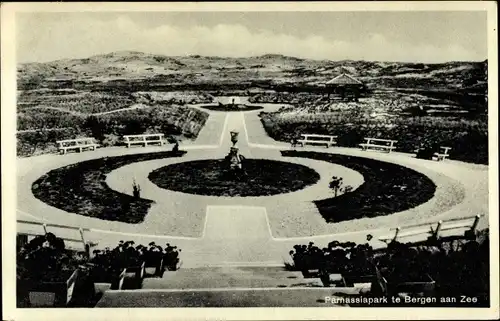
(56, 138, 99, 155)
(124, 134, 164, 148)
(359, 137, 397, 153)
(378, 215, 482, 243)
(434, 146, 452, 161)
(296, 134, 337, 148)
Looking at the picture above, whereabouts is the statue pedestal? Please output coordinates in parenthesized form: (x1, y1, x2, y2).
(226, 147, 243, 170)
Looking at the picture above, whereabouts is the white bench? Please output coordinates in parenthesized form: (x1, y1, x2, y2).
(378, 215, 482, 243)
(434, 146, 452, 161)
(56, 138, 99, 155)
(124, 134, 164, 148)
(359, 137, 397, 153)
(296, 134, 337, 148)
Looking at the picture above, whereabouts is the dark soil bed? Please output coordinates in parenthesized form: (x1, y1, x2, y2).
(31, 151, 186, 223)
(199, 104, 264, 112)
(282, 151, 436, 223)
(148, 159, 320, 197)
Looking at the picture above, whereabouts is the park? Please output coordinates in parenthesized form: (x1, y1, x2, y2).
(16, 94, 490, 307)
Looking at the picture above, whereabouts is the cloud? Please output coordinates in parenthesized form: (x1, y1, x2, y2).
(17, 15, 484, 63)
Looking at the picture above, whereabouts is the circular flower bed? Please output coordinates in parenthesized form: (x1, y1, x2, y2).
(199, 104, 264, 112)
(282, 150, 437, 223)
(148, 159, 320, 197)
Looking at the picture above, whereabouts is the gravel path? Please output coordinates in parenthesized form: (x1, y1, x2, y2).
(16, 100, 489, 266)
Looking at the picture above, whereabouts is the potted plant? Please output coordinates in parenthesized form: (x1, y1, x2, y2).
(374, 242, 436, 297)
(289, 242, 324, 278)
(341, 244, 377, 287)
(163, 243, 181, 271)
(110, 241, 145, 289)
(142, 243, 164, 277)
(89, 241, 143, 290)
(17, 233, 87, 307)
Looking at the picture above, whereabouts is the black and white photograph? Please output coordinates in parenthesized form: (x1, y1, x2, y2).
(2, 2, 498, 320)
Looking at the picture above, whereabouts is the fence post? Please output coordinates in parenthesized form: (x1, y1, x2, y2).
(42, 223, 48, 234)
(470, 215, 481, 233)
(433, 221, 443, 240)
(465, 215, 482, 239)
(79, 228, 89, 256)
(393, 227, 400, 242)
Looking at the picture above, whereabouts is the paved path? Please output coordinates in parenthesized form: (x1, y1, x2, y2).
(16, 99, 489, 267)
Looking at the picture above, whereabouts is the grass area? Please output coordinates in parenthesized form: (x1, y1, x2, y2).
(282, 151, 436, 222)
(148, 159, 320, 197)
(17, 89, 213, 114)
(16, 104, 208, 157)
(18, 90, 136, 114)
(199, 104, 264, 112)
(31, 151, 186, 223)
(264, 112, 488, 164)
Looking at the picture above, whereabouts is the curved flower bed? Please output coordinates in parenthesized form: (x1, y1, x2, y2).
(31, 151, 186, 223)
(282, 151, 436, 222)
(148, 159, 320, 197)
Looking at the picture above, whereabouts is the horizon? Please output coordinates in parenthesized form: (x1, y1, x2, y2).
(17, 11, 488, 64)
(20, 50, 488, 65)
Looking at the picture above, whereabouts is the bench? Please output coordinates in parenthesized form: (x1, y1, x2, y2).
(378, 215, 482, 243)
(124, 134, 165, 148)
(56, 138, 99, 155)
(295, 134, 337, 148)
(359, 137, 397, 153)
(433, 146, 452, 161)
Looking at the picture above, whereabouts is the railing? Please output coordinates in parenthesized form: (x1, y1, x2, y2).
(378, 214, 482, 243)
(18, 214, 484, 254)
(17, 219, 96, 256)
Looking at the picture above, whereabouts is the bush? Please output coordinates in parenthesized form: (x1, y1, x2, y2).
(89, 240, 181, 282)
(17, 128, 80, 157)
(17, 233, 87, 284)
(262, 112, 488, 164)
(288, 230, 489, 306)
(16, 104, 209, 156)
(101, 134, 121, 147)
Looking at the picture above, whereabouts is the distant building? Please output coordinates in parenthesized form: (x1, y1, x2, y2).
(324, 73, 365, 101)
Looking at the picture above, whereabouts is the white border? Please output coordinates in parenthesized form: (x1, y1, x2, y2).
(2, 2, 498, 321)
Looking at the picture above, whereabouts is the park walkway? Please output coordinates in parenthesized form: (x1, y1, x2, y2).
(16, 99, 489, 267)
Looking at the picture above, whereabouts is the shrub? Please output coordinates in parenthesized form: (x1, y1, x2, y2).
(263, 112, 488, 164)
(17, 233, 87, 283)
(16, 104, 209, 157)
(101, 134, 121, 147)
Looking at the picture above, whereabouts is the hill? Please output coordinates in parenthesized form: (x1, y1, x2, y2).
(17, 51, 487, 92)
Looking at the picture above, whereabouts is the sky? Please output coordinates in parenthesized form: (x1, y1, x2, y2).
(16, 11, 488, 63)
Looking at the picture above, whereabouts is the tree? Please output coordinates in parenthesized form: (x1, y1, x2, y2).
(329, 176, 343, 197)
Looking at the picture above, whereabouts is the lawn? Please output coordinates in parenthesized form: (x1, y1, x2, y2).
(282, 151, 436, 222)
(148, 158, 320, 197)
(31, 151, 186, 223)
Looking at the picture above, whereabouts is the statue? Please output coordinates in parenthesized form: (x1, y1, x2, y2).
(230, 131, 239, 147)
(225, 131, 246, 177)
